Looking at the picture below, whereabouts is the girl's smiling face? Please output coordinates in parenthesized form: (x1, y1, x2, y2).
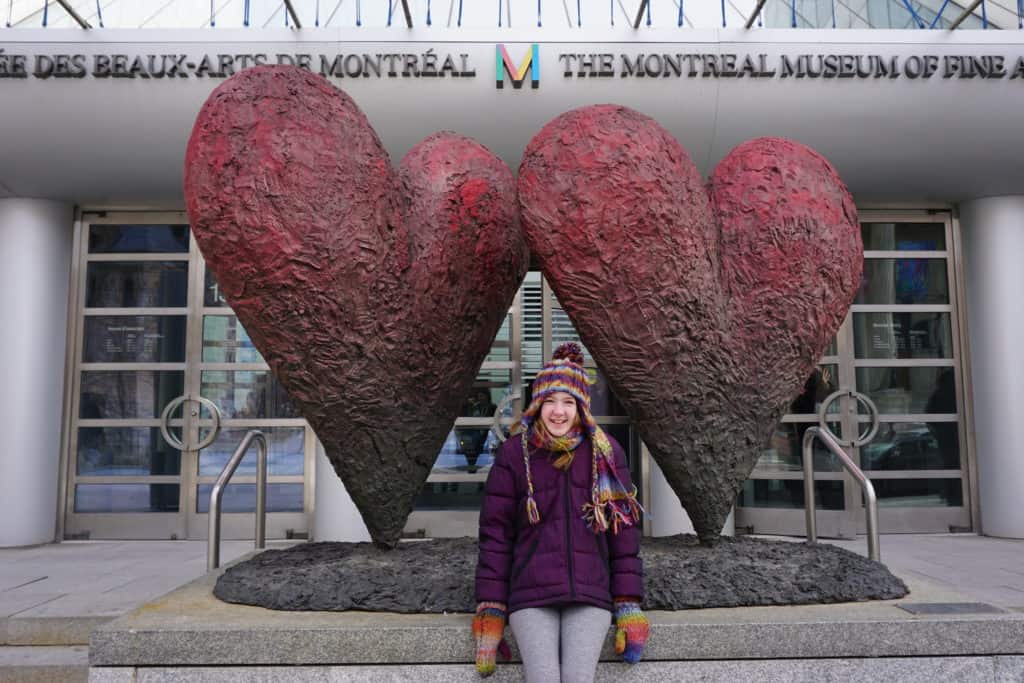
(540, 391, 578, 438)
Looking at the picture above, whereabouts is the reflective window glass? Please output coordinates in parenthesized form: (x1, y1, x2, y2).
(195, 483, 303, 513)
(76, 427, 180, 476)
(855, 259, 949, 306)
(88, 224, 189, 254)
(757, 421, 843, 473)
(79, 371, 184, 419)
(872, 478, 963, 507)
(590, 368, 628, 417)
(601, 423, 638, 488)
(82, 315, 187, 363)
(74, 484, 179, 512)
(824, 336, 838, 357)
(85, 262, 188, 308)
(198, 427, 305, 476)
(853, 312, 953, 360)
(860, 422, 960, 471)
(856, 366, 956, 414)
(466, 369, 512, 419)
(432, 429, 499, 474)
(484, 314, 512, 362)
(520, 272, 545, 380)
(550, 290, 590, 361)
(200, 370, 299, 418)
(860, 222, 945, 251)
(415, 482, 486, 511)
(789, 365, 839, 415)
(738, 479, 844, 510)
(202, 316, 263, 363)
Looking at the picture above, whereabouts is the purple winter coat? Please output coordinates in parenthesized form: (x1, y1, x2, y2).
(474, 433, 643, 613)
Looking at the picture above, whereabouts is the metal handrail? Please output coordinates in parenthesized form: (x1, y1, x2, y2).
(803, 426, 880, 561)
(208, 430, 268, 571)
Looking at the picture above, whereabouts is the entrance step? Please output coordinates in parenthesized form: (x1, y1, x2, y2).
(0, 645, 88, 682)
(1, 617, 113, 646)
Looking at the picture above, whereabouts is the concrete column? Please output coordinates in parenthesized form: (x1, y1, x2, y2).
(649, 452, 734, 537)
(0, 199, 74, 547)
(960, 196, 1024, 539)
(313, 441, 371, 542)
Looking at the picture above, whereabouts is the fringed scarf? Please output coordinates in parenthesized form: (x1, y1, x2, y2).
(528, 422, 584, 470)
(520, 422, 642, 534)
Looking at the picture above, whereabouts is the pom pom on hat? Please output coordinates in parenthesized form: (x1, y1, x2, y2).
(552, 342, 585, 367)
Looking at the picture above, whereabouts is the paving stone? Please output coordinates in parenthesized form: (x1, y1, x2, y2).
(0, 593, 65, 619)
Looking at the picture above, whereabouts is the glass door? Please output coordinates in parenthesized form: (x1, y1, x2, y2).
(64, 213, 314, 540)
(185, 256, 312, 540)
(736, 211, 971, 537)
(852, 212, 970, 533)
(65, 213, 193, 539)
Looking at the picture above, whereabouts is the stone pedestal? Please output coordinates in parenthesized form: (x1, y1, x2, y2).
(88, 562, 1024, 682)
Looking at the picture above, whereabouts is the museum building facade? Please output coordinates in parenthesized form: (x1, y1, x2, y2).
(2, 0, 1023, 547)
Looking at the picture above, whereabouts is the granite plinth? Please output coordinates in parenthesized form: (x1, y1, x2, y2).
(91, 565, 1024, 668)
(212, 535, 907, 612)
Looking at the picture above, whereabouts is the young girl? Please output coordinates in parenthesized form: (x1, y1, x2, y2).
(473, 343, 649, 681)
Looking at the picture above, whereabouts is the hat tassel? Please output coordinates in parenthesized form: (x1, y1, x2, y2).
(525, 496, 540, 525)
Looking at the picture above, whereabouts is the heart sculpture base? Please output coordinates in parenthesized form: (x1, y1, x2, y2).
(213, 537, 907, 613)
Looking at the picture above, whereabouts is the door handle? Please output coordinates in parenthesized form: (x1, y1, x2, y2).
(817, 389, 880, 448)
(159, 395, 223, 451)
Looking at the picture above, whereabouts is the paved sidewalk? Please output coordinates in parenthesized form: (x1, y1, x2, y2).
(0, 540, 273, 620)
(821, 533, 1024, 609)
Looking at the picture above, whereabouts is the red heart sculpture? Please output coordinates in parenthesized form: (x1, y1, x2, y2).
(518, 105, 862, 544)
(184, 66, 528, 547)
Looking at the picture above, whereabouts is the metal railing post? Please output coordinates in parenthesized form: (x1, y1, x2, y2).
(208, 430, 268, 571)
(802, 427, 818, 544)
(803, 425, 881, 561)
(255, 435, 267, 550)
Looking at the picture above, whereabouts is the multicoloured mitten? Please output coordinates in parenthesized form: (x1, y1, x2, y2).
(472, 601, 507, 676)
(613, 598, 650, 664)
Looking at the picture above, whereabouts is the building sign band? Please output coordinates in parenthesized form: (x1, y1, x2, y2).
(1, 46, 1023, 82)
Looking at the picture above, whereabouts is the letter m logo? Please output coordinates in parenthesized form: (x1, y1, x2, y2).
(496, 44, 539, 89)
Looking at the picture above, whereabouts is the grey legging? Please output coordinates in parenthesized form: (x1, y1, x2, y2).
(509, 605, 613, 683)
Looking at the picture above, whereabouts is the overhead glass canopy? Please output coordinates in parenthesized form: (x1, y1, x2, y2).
(2, 0, 1004, 30)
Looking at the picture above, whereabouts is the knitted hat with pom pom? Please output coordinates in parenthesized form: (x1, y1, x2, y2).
(519, 342, 642, 534)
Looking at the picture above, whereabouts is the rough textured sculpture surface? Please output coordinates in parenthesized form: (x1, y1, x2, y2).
(214, 536, 907, 612)
(518, 105, 862, 544)
(184, 66, 528, 547)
